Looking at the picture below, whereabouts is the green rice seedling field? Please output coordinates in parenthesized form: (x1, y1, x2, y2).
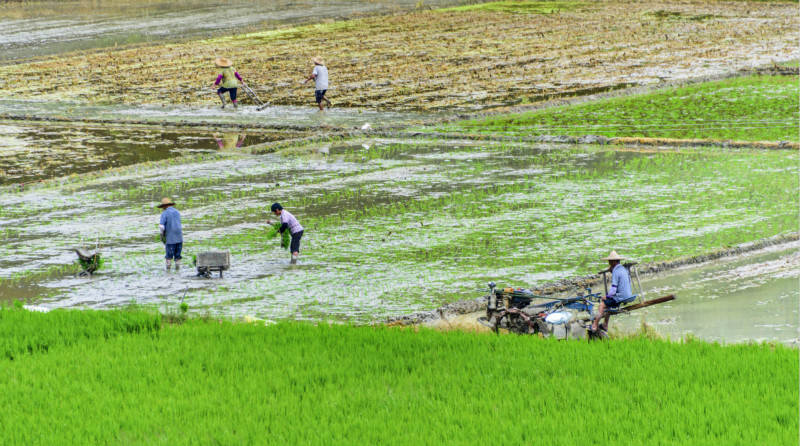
(0, 306, 796, 445)
(439, 75, 800, 141)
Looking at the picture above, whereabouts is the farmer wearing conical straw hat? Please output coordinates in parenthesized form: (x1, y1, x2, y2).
(591, 250, 633, 333)
(157, 198, 183, 272)
(303, 56, 331, 111)
(214, 57, 245, 109)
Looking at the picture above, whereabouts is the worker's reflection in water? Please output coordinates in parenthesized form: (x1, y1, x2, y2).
(213, 133, 246, 151)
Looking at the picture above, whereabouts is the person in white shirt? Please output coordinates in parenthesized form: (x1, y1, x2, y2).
(303, 56, 331, 111)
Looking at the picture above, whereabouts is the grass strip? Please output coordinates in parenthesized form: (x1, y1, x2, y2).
(0, 310, 795, 445)
(441, 75, 799, 141)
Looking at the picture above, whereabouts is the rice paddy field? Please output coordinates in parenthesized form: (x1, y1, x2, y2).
(0, 305, 796, 445)
(0, 0, 797, 110)
(1, 1, 799, 443)
(2, 139, 797, 326)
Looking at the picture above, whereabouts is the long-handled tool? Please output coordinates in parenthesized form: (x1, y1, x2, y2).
(241, 83, 269, 110)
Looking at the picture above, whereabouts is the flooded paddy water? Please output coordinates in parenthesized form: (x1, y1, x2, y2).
(1, 138, 796, 344)
(0, 121, 299, 184)
(613, 241, 799, 344)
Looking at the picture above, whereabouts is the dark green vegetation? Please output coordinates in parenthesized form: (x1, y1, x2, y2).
(0, 306, 796, 445)
(442, 75, 799, 141)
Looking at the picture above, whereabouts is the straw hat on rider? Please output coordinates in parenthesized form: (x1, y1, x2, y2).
(215, 57, 233, 68)
(311, 56, 324, 65)
(603, 250, 623, 261)
(157, 197, 175, 208)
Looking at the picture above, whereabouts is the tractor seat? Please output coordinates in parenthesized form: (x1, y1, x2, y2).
(606, 295, 637, 314)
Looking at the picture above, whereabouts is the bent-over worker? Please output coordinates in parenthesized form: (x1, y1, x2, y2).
(591, 250, 633, 333)
(267, 203, 304, 264)
(158, 197, 183, 272)
(214, 57, 244, 109)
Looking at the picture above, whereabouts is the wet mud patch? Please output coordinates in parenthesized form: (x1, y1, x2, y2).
(0, 100, 436, 132)
(0, 0, 469, 63)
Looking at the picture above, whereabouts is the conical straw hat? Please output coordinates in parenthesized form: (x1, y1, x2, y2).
(157, 197, 175, 208)
(215, 57, 233, 68)
(311, 56, 324, 65)
(603, 250, 623, 261)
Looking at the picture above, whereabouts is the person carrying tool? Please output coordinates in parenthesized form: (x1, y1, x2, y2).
(590, 250, 633, 333)
(266, 203, 303, 264)
(303, 56, 331, 111)
(157, 197, 183, 271)
(214, 57, 244, 109)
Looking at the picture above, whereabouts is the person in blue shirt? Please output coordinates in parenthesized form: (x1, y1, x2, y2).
(591, 250, 633, 333)
(158, 197, 183, 271)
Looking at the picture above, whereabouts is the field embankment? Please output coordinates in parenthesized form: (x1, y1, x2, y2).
(0, 306, 796, 445)
(0, 0, 796, 110)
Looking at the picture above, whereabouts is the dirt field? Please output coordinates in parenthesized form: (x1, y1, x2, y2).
(1, 0, 796, 111)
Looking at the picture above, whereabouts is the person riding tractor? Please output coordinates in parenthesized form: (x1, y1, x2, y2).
(590, 250, 633, 334)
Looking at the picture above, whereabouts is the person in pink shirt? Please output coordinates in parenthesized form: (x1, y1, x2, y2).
(266, 203, 304, 264)
(213, 57, 244, 109)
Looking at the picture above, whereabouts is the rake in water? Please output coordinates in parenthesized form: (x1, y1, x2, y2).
(241, 83, 269, 111)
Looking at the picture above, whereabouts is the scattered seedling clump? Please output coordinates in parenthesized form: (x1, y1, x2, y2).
(265, 222, 291, 249)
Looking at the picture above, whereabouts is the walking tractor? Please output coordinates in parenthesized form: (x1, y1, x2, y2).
(478, 262, 675, 340)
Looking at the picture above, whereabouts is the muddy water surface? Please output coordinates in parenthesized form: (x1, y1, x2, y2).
(612, 242, 799, 344)
(0, 122, 288, 184)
